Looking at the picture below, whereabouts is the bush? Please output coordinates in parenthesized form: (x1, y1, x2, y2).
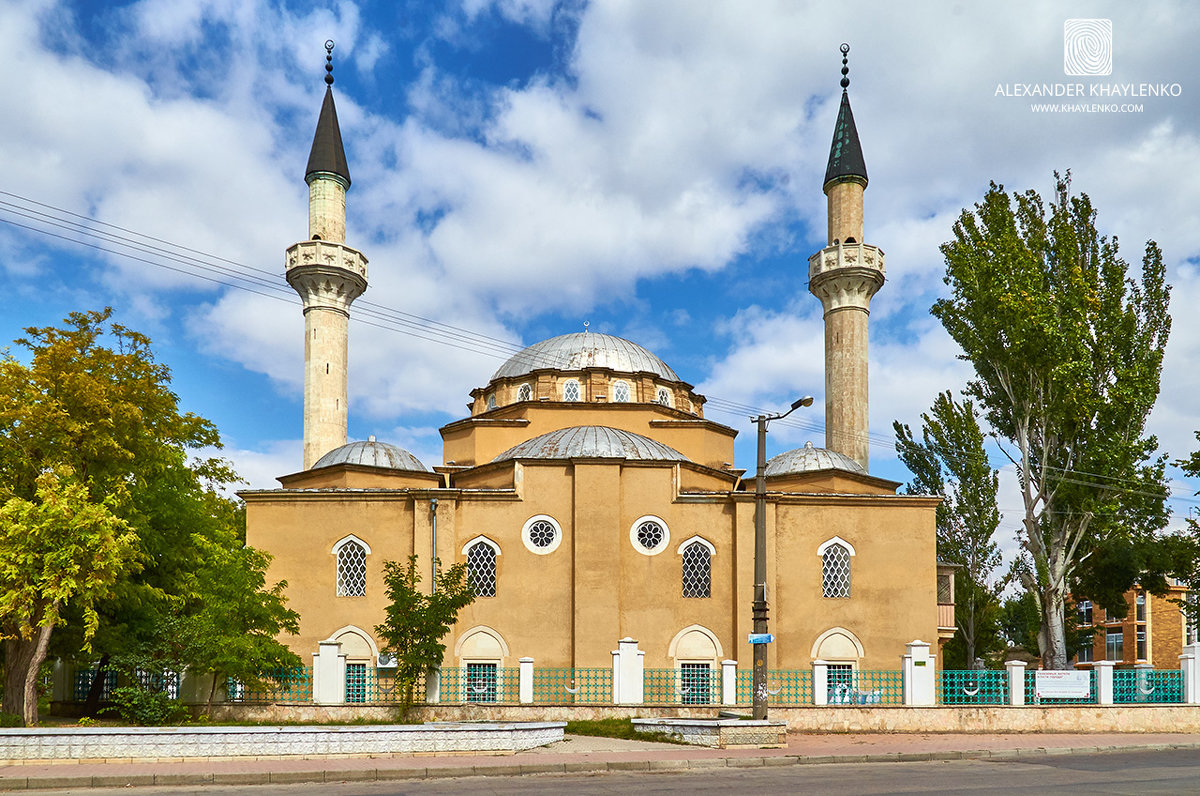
(103, 686, 188, 726)
(0, 712, 22, 728)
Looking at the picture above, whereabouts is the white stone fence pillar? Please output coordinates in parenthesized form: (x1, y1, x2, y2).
(812, 660, 829, 706)
(519, 657, 534, 704)
(1181, 643, 1200, 705)
(902, 640, 934, 706)
(312, 639, 346, 704)
(721, 660, 737, 706)
(425, 665, 441, 704)
(1093, 660, 1115, 705)
(1005, 660, 1027, 706)
(611, 637, 645, 704)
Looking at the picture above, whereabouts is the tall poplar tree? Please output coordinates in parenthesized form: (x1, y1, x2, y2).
(933, 174, 1171, 669)
(895, 391, 1002, 667)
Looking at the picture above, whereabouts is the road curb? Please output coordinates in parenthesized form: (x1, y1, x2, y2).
(3, 742, 1200, 790)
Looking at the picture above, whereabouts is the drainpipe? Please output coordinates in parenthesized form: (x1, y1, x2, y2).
(430, 498, 438, 593)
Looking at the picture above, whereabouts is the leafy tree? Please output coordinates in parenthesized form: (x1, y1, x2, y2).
(933, 174, 1172, 669)
(0, 470, 140, 725)
(895, 391, 1003, 667)
(374, 556, 476, 711)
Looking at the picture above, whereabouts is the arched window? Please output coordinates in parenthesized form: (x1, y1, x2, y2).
(465, 539, 498, 597)
(655, 387, 672, 406)
(562, 379, 581, 402)
(335, 539, 368, 597)
(681, 541, 711, 598)
(516, 383, 533, 402)
(613, 381, 631, 403)
(822, 543, 852, 599)
(486, 393, 496, 410)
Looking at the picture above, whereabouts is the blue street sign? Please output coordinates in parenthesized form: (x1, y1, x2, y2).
(748, 633, 775, 644)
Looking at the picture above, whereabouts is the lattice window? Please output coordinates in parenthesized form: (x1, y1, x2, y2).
(467, 662, 497, 703)
(517, 383, 532, 402)
(486, 393, 496, 410)
(613, 381, 631, 402)
(682, 542, 711, 598)
(822, 543, 851, 598)
(345, 663, 366, 703)
(656, 387, 672, 406)
(467, 542, 497, 597)
(680, 663, 712, 705)
(562, 380, 581, 401)
(337, 541, 367, 597)
(526, 520, 557, 549)
(636, 521, 665, 552)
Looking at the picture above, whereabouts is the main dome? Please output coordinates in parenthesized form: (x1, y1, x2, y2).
(491, 332, 679, 382)
(493, 426, 689, 463)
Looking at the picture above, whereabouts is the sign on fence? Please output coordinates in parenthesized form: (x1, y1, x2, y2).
(1034, 670, 1090, 699)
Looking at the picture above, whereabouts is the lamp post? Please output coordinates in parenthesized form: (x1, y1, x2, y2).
(752, 395, 813, 720)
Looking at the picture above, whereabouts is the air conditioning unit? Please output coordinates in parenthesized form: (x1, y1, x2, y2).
(377, 652, 398, 669)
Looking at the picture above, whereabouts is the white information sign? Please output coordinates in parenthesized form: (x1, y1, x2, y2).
(1034, 670, 1091, 699)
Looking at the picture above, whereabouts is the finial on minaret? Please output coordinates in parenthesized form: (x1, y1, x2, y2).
(839, 43, 850, 90)
(325, 40, 335, 86)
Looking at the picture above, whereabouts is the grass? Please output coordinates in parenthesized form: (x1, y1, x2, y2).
(564, 717, 687, 745)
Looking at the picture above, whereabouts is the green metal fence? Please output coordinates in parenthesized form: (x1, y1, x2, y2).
(644, 667, 721, 704)
(532, 667, 613, 704)
(1024, 670, 1096, 704)
(73, 668, 117, 702)
(938, 670, 1008, 705)
(436, 666, 520, 703)
(229, 666, 313, 703)
(825, 670, 904, 705)
(1113, 669, 1184, 704)
(736, 669, 813, 705)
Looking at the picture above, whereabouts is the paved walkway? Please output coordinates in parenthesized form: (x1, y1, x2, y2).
(2, 731, 1199, 790)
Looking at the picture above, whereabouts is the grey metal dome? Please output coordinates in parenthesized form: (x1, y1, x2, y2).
(313, 438, 430, 472)
(765, 441, 865, 476)
(491, 332, 679, 382)
(493, 426, 689, 463)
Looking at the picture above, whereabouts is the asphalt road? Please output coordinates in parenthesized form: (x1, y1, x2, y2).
(27, 748, 1200, 795)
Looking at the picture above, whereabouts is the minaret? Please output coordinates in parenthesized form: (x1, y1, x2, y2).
(808, 44, 885, 471)
(286, 41, 369, 469)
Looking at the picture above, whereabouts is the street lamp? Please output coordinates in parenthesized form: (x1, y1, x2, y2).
(751, 395, 813, 720)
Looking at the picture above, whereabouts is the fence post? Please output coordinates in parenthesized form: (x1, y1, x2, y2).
(1181, 643, 1200, 704)
(721, 660, 737, 706)
(519, 657, 534, 704)
(1005, 660, 1026, 706)
(902, 640, 934, 706)
(312, 639, 346, 704)
(813, 660, 829, 706)
(1093, 660, 1114, 705)
(52, 659, 73, 704)
(611, 637, 644, 704)
(426, 665, 441, 704)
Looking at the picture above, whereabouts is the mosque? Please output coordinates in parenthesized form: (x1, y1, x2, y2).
(242, 45, 953, 700)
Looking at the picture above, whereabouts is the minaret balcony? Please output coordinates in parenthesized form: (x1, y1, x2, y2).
(807, 242, 886, 312)
(285, 239, 369, 312)
(286, 239, 369, 281)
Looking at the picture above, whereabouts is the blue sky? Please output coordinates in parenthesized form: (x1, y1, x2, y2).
(2, 0, 1199, 552)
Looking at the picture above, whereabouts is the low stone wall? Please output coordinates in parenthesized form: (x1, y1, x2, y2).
(631, 718, 787, 748)
(0, 722, 564, 762)
(203, 703, 1200, 733)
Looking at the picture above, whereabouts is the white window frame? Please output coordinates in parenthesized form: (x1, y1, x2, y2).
(819, 538, 853, 600)
(517, 383, 533, 402)
(630, 515, 670, 556)
(613, 380, 632, 403)
(332, 534, 371, 597)
(678, 537, 714, 599)
(520, 515, 563, 555)
(463, 537, 499, 598)
(562, 379, 581, 402)
(655, 386, 672, 406)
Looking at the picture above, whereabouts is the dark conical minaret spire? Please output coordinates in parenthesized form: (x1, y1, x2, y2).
(823, 43, 867, 190)
(807, 42, 885, 472)
(305, 40, 351, 187)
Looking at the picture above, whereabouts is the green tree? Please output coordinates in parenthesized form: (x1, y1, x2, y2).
(374, 556, 476, 711)
(895, 391, 1003, 667)
(933, 174, 1172, 669)
(0, 470, 140, 725)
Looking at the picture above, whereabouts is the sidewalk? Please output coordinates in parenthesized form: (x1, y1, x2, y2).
(2, 731, 1199, 790)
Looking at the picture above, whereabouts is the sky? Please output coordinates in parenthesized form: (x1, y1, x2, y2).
(2, 0, 1199, 556)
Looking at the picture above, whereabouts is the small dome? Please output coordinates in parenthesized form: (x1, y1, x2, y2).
(491, 332, 679, 382)
(765, 441, 865, 476)
(493, 426, 689, 463)
(313, 438, 430, 472)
